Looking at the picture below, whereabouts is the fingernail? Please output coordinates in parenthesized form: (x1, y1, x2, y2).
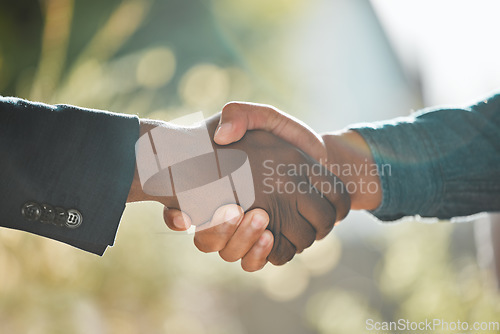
(258, 233, 271, 246)
(174, 213, 191, 230)
(251, 213, 268, 229)
(224, 205, 243, 225)
(173, 215, 186, 229)
(214, 122, 232, 141)
(182, 213, 191, 229)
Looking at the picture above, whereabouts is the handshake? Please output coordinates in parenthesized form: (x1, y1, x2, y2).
(127, 102, 375, 271)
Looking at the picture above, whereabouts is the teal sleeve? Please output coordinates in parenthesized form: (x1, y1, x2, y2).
(351, 92, 500, 221)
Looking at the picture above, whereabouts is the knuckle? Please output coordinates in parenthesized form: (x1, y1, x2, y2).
(329, 189, 351, 221)
(193, 238, 210, 253)
(268, 251, 293, 266)
(212, 220, 240, 239)
(268, 238, 296, 265)
(242, 266, 258, 273)
(316, 217, 335, 240)
(222, 101, 244, 113)
(242, 260, 265, 272)
(262, 104, 278, 115)
(219, 250, 240, 263)
(194, 236, 224, 253)
(303, 234, 316, 249)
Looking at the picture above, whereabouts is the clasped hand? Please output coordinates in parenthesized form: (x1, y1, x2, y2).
(128, 102, 351, 271)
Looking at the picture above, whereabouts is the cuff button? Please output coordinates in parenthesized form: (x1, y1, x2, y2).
(39, 204, 56, 224)
(54, 207, 68, 227)
(21, 202, 42, 221)
(66, 209, 83, 229)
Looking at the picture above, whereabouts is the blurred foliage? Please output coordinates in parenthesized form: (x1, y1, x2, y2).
(306, 223, 500, 334)
(0, 0, 305, 115)
(0, 0, 499, 333)
(378, 223, 500, 333)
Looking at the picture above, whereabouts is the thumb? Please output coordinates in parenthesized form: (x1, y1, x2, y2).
(214, 102, 327, 163)
(164, 208, 192, 231)
(214, 102, 251, 145)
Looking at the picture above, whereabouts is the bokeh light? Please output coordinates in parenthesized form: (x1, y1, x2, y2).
(136, 47, 176, 89)
(258, 261, 311, 302)
(179, 63, 230, 110)
(306, 289, 380, 334)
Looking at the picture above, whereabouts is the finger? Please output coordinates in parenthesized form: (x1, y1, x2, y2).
(193, 205, 243, 253)
(268, 234, 296, 266)
(297, 191, 337, 240)
(241, 230, 274, 272)
(219, 209, 269, 262)
(308, 172, 350, 223)
(163, 208, 192, 231)
(214, 102, 327, 162)
(302, 155, 351, 223)
(277, 208, 316, 253)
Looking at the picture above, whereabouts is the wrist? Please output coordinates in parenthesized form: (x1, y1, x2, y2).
(126, 118, 178, 207)
(322, 130, 382, 211)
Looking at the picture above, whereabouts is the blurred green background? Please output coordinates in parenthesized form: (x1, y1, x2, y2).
(1, 0, 500, 333)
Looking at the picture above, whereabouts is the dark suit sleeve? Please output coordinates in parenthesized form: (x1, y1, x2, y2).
(0, 96, 139, 255)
